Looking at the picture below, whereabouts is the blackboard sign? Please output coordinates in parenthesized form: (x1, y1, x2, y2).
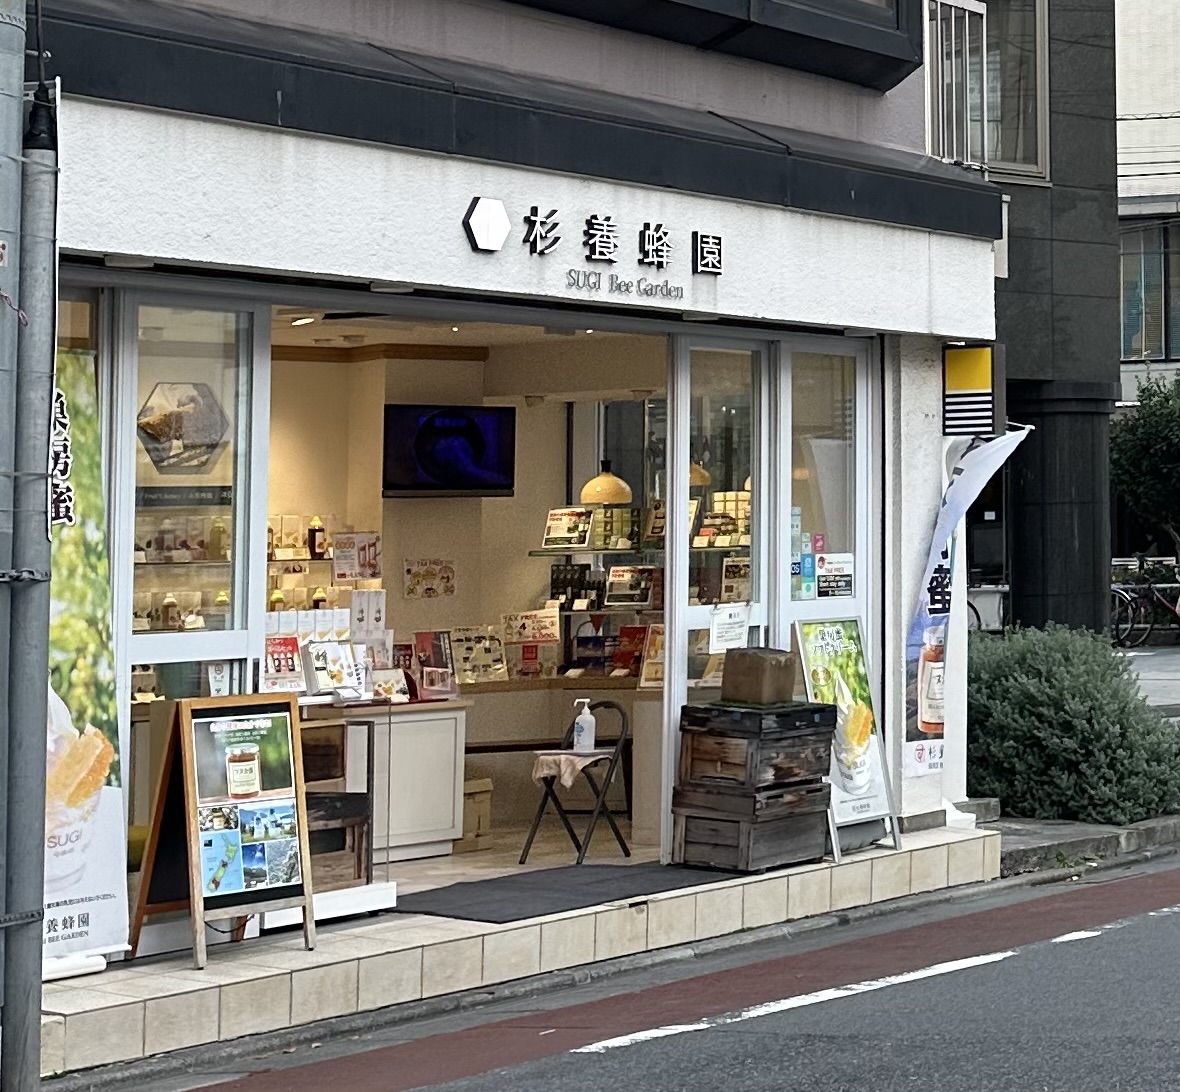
(130, 695, 315, 968)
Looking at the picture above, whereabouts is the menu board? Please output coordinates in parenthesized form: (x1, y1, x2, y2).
(130, 695, 315, 968)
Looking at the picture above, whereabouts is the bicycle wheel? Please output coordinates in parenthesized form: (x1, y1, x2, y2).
(967, 600, 983, 631)
(1126, 591, 1155, 648)
(1111, 588, 1134, 646)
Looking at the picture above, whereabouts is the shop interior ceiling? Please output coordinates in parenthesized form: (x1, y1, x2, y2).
(271, 307, 617, 348)
(269, 306, 666, 404)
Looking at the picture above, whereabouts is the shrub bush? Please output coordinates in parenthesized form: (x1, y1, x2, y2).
(967, 623, 1180, 824)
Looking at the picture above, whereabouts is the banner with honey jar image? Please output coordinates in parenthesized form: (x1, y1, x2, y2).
(796, 619, 895, 831)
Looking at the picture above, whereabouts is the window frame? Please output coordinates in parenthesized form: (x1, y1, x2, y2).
(983, 0, 1050, 180)
(926, 0, 988, 168)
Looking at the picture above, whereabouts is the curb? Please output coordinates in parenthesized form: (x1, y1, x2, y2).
(996, 814, 1180, 877)
(46, 845, 1179, 1091)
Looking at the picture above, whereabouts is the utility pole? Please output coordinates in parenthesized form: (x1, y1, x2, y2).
(3, 68, 56, 1091)
(0, 0, 27, 1077)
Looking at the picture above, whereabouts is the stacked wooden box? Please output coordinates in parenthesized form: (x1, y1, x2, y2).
(672, 702, 836, 873)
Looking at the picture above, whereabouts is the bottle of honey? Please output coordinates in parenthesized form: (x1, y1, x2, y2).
(918, 627, 945, 735)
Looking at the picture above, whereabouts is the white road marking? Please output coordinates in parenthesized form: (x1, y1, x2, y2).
(571, 951, 1014, 1054)
(572, 904, 1180, 1056)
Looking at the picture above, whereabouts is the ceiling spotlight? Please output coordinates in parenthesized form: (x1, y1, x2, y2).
(290, 316, 315, 327)
(584, 328, 594, 334)
(451, 326, 460, 333)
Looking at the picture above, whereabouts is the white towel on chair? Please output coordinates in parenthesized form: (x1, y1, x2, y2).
(531, 749, 613, 789)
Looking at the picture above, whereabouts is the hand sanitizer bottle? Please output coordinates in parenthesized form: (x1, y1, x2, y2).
(572, 699, 596, 754)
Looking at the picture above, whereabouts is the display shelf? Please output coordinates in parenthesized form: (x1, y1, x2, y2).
(528, 546, 750, 557)
(134, 559, 232, 568)
(560, 608, 663, 616)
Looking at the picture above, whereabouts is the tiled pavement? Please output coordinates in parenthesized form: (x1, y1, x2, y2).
(40, 826, 999, 1078)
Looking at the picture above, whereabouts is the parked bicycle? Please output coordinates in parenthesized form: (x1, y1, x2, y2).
(1111, 555, 1180, 648)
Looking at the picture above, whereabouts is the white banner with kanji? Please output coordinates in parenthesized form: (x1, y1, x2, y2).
(44, 348, 129, 959)
(904, 427, 1031, 777)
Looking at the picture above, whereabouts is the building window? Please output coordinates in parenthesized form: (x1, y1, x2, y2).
(986, 0, 1047, 175)
(927, 0, 987, 166)
(928, 0, 1047, 176)
(1121, 225, 1170, 361)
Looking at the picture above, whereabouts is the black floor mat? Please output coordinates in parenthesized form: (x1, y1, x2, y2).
(394, 862, 738, 923)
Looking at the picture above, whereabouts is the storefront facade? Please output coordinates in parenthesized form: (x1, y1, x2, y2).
(38, 0, 1002, 1002)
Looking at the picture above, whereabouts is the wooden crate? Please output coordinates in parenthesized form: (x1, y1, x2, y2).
(679, 726, 832, 790)
(680, 701, 836, 739)
(672, 782, 830, 872)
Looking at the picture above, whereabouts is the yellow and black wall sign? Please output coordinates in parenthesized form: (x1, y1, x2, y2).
(943, 344, 1004, 436)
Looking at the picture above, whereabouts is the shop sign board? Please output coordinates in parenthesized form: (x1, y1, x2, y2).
(796, 619, 899, 845)
(904, 428, 1031, 777)
(130, 695, 315, 968)
(463, 196, 722, 305)
(44, 348, 130, 962)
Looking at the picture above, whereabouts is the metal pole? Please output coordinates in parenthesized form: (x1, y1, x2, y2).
(3, 81, 55, 1092)
(0, 0, 28, 1040)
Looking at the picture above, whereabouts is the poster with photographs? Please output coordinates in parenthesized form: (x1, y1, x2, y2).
(414, 630, 459, 699)
(403, 557, 456, 599)
(638, 624, 666, 689)
(541, 507, 595, 550)
(721, 557, 751, 603)
(334, 533, 382, 581)
(603, 566, 658, 608)
(189, 712, 302, 900)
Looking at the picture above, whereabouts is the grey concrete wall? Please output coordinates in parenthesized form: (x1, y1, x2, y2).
(166, 0, 926, 152)
(997, 1, 1119, 388)
(999, 0, 1120, 630)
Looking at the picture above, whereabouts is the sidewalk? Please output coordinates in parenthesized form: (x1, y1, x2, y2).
(39, 826, 998, 1080)
(1128, 644, 1180, 716)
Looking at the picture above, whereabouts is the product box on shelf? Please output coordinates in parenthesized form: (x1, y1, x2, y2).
(296, 610, 316, 646)
(333, 608, 351, 642)
(314, 609, 334, 642)
(302, 640, 365, 697)
(263, 635, 306, 693)
(277, 611, 298, 638)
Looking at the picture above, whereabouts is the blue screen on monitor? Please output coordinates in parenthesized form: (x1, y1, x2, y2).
(382, 404, 517, 497)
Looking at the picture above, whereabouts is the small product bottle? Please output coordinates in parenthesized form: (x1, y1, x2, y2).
(156, 517, 177, 555)
(572, 698, 596, 754)
(307, 516, 326, 560)
(207, 516, 228, 561)
(161, 591, 180, 630)
(268, 587, 286, 611)
(311, 586, 328, 609)
(917, 627, 946, 735)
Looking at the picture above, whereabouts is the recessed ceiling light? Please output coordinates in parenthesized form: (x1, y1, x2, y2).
(451, 326, 460, 333)
(291, 316, 315, 327)
(585, 329, 594, 334)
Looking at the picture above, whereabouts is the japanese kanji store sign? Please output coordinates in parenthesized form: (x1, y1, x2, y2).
(463, 196, 722, 302)
(903, 427, 1031, 777)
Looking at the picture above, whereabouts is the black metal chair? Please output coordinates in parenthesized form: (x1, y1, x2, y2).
(519, 700, 631, 866)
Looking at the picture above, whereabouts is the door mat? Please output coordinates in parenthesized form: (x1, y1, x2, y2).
(393, 862, 739, 923)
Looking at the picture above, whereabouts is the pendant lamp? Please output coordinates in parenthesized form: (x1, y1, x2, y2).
(580, 460, 633, 504)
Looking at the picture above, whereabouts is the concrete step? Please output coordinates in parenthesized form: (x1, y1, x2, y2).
(955, 798, 1000, 823)
(988, 815, 1180, 877)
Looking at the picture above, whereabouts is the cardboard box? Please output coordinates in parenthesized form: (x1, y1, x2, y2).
(719, 647, 797, 706)
(453, 778, 493, 853)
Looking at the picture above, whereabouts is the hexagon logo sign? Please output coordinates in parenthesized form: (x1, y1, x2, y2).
(463, 196, 512, 253)
(136, 382, 230, 474)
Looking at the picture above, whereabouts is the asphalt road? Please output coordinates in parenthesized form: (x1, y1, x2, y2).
(119, 857, 1180, 1092)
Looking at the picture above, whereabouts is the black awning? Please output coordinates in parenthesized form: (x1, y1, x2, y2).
(36, 0, 1002, 240)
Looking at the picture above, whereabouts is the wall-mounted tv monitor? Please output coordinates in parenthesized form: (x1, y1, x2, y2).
(382, 404, 517, 497)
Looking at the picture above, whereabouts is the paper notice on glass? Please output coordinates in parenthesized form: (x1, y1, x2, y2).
(708, 603, 750, 654)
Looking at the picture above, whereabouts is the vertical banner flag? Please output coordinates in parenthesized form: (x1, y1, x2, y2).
(44, 349, 130, 959)
(904, 427, 1031, 777)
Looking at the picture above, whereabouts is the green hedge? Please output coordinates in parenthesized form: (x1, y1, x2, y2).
(967, 624, 1180, 825)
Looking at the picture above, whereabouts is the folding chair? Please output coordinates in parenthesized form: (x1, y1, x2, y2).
(519, 700, 631, 866)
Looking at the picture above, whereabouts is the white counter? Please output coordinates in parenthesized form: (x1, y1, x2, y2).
(306, 700, 470, 864)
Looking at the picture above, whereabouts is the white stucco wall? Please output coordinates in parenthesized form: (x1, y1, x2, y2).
(58, 99, 996, 340)
(883, 335, 969, 819)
